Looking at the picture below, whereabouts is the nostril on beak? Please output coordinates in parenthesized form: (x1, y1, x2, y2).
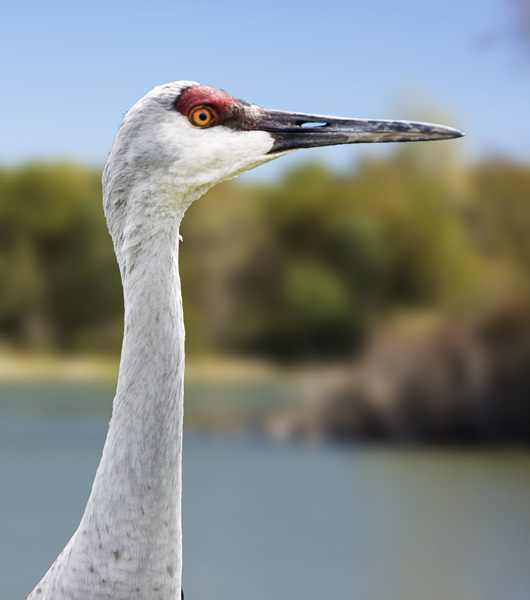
(301, 121, 328, 128)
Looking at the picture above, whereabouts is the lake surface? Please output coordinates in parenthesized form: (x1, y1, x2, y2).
(1, 382, 530, 600)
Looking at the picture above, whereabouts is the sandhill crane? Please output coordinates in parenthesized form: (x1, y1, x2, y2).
(26, 81, 462, 600)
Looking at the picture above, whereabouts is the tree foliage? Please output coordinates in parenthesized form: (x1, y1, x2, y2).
(1, 151, 529, 360)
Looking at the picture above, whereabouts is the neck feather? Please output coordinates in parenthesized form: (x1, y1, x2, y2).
(30, 211, 186, 600)
(87, 216, 185, 595)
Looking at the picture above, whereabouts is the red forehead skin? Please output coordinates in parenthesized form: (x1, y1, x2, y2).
(174, 85, 241, 116)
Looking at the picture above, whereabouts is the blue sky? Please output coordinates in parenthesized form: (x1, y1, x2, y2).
(1, 0, 529, 178)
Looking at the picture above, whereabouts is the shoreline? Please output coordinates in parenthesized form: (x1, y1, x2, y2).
(0, 351, 288, 383)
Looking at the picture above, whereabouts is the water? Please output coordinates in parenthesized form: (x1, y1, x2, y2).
(1, 383, 530, 600)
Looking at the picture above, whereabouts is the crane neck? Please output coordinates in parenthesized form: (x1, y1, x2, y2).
(117, 215, 185, 411)
(29, 209, 187, 600)
(87, 213, 186, 597)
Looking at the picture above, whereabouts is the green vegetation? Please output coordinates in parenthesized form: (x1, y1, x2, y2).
(1, 147, 529, 361)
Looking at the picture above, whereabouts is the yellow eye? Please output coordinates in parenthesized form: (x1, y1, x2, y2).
(189, 105, 217, 127)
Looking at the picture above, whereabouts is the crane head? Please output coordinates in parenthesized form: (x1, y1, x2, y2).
(103, 81, 463, 232)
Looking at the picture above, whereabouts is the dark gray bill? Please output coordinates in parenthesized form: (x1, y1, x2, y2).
(252, 108, 464, 154)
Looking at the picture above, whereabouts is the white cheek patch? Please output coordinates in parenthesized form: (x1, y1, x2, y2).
(173, 127, 277, 187)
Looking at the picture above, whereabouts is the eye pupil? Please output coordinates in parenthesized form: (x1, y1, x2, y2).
(199, 112, 207, 121)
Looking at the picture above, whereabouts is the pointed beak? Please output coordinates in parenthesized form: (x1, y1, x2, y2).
(251, 108, 464, 154)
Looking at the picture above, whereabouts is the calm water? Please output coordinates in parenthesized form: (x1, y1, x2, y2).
(1, 382, 530, 600)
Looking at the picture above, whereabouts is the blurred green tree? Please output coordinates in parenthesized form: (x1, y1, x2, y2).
(1, 151, 529, 361)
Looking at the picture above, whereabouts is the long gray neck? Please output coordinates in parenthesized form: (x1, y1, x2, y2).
(87, 217, 185, 596)
(28, 216, 186, 600)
